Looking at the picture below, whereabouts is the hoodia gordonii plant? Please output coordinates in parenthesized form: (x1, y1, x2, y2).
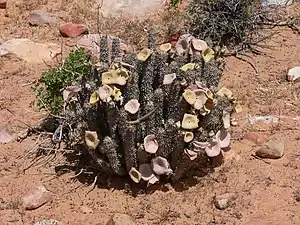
(56, 33, 233, 185)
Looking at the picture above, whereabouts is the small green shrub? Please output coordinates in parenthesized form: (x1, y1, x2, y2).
(34, 48, 92, 114)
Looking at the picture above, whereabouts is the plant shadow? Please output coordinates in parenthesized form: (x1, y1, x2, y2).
(54, 147, 225, 196)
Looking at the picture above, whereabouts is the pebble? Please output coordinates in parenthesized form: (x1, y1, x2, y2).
(0, 125, 15, 144)
(34, 219, 59, 225)
(214, 193, 237, 210)
(59, 23, 88, 38)
(287, 66, 300, 82)
(255, 140, 284, 159)
(0, 0, 7, 9)
(244, 132, 270, 145)
(28, 11, 58, 26)
(230, 118, 238, 126)
(106, 213, 136, 225)
(0, 38, 60, 63)
(22, 185, 52, 210)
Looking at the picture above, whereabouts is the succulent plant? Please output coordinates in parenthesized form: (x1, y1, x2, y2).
(55, 33, 233, 185)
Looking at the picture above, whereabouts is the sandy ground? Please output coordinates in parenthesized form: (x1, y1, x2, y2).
(1, 0, 300, 225)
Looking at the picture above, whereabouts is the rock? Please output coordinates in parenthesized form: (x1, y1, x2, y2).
(244, 132, 270, 145)
(76, 34, 130, 58)
(0, 39, 60, 63)
(22, 185, 52, 210)
(214, 193, 237, 210)
(59, 23, 88, 38)
(106, 213, 136, 225)
(99, 0, 164, 18)
(287, 66, 300, 82)
(80, 205, 93, 214)
(261, 0, 293, 6)
(255, 140, 284, 159)
(34, 219, 59, 225)
(0, 0, 7, 9)
(0, 125, 15, 143)
(28, 11, 58, 26)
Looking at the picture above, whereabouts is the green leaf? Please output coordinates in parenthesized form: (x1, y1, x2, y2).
(33, 48, 92, 114)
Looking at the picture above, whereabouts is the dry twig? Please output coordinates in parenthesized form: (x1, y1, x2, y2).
(250, 154, 271, 165)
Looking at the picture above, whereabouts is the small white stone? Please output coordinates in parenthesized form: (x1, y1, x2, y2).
(106, 213, 136, 225)
(261, 0, 293, 6)
(22, 185, 52, 210)
(287, 66, 300, 82)
(231, 118, 238, 126)
(214, 193, 237, 210)
(34, 219, 59, 225)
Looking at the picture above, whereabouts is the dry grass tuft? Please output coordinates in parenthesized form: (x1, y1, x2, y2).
(57, 0, 187, 49)
(61, 0, 98, 24)
(2, 0, 187, 50)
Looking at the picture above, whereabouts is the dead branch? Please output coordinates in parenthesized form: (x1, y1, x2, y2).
(250, 154, 271, 165)
(258, 20, 300, 34)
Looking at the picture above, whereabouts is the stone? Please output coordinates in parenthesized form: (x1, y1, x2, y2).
(244, 132, 270, 145)
(22, 185, 52, 210)
(0, 0, 7, 9)
(214, 193, 237, 210)
(28, 11, 58, 26)
(99, 0, 164, 18)
(255, 140, 284, 159)
(287, 66, 300, 82)
(261, 0, 293, 6)
(34, 219, 59, 225)
(0, 39, 60, 63)
(76, 34, 130, 58)
(106, 213, 136, 225)
(59, 23, 88, 38)
(0, 125, 15, 144)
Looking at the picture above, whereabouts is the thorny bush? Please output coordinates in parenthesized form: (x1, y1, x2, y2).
(187, 0, 264, 47)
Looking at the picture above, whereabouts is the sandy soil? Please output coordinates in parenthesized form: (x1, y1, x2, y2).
(1, 0, 300, 225)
